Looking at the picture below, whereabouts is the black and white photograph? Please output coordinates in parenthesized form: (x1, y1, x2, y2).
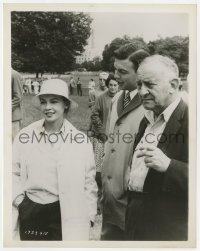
(3, 3, 197, 248)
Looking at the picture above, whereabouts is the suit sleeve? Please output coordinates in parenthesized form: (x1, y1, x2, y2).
(162, 159, 188, 197)
(12, 71, 23, 110)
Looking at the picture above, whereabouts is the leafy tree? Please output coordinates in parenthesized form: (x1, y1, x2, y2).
(101, 35, 189, 75)
(102, 36, 148, 72)
(11, 12, 92, 77)
(147, 36, 189, 75)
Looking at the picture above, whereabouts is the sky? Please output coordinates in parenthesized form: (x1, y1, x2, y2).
(85, 12, 188, 57)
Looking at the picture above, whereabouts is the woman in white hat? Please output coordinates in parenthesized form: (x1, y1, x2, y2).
(12, 79, 97, 241)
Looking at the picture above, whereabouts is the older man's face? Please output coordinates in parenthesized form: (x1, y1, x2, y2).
(137, 63, 174, 115)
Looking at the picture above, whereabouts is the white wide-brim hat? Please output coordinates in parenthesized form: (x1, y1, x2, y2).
(32, 79, 78, 110)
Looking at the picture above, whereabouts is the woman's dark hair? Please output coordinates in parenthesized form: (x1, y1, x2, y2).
(62, 97, 71, 114)
(105, 73, 117, 88)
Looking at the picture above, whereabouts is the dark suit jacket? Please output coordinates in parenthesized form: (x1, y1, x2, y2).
(129, 99, 188, 240)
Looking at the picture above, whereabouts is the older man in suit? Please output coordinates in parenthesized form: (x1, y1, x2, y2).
(100, 44, 150, 240)
(126, 55, 188, 240)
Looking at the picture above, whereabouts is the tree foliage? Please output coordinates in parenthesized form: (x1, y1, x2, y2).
(102, 36, 149, 72)
(102, 35, 189, 75)
(11, 12, 92, 76)
(148, 36, 189, 74)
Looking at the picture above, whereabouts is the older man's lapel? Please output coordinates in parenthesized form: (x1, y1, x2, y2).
(116, 91, 142, 123)
(157, 99, 186, 153)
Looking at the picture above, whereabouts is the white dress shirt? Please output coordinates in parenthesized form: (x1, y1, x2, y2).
(126, 89, 138, 101)
(128, 97, 181, 192)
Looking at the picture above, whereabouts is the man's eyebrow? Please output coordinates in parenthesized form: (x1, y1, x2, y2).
(142, 80, 157, 85)
(118, 68, 128, 72)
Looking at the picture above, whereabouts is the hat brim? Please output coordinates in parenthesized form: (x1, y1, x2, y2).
(32, 94, 78, 111)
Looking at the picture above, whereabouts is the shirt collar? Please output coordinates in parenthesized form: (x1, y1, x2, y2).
(38, 119, 66, 136)
(145, 97, 181, 125)
(126, 89, 138, 101)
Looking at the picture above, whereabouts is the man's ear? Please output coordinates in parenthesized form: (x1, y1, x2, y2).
(169, 78, 179, 93)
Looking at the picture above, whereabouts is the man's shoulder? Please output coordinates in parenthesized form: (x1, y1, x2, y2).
(12, 69, 22, 82)
(172, 98, 188, 121)
(12, 69, 21, 77)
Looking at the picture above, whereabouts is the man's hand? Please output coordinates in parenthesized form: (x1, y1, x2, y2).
(136, 145, 171, 172)
(90, 221, 94, 228)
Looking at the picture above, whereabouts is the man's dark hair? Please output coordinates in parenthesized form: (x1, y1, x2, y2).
(105, 73, 117, 88)
(114, 43, 139, 60)
(114, 43, 150, 71)
(129, 49, 150, 71)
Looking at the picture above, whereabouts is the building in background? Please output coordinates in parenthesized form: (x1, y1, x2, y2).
(76, 29, 99, 64)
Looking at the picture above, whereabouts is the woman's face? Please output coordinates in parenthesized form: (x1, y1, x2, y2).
(39, 94, 67, 123)
(108, 79, 118, 94)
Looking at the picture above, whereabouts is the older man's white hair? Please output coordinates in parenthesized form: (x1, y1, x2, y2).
(138, 54, 179, 80)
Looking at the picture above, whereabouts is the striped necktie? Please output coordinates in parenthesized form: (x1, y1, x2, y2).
(124, 91, 131, 109)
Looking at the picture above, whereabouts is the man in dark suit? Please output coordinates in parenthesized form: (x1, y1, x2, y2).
(101, 44, 149, 240)
(126, 55, 188, 240)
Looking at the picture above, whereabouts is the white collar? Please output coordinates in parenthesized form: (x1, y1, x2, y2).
(39, 119, 66, 136)
(145, 97, 181, 125)
(126, 89, 138, 100)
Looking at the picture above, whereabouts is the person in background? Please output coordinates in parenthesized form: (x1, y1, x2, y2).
(88, 78, 96, 91)
(101, 44, 150, 240)
(24, 78, 32, 94)
(90, 73, 118, 214)
(76, 77, 82, 96)
(91, 73, 119, 141)
(12, 68, 23, 142)
(32, 79, 40, 95)
(179, 76, 188, 103)
(88, 72, 108, 108)
(125, 55, 188, 240)
(31, 80, 34, 93)
(88, 79, 96, 108)
(69, 76, 76, 95)
(12, 79, 97, 241)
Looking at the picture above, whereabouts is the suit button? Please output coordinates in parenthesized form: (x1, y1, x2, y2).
(107, 176, 112, 180)
(111, 148, 115, 153)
